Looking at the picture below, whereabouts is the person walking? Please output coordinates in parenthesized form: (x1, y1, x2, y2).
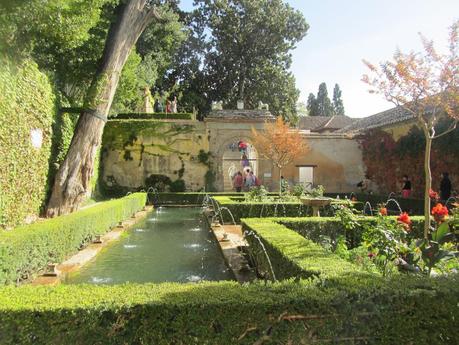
(233, 172, 244, 192)
(401, 175, 412, 198)
(440, 172, 452, 201)
(244, 170, 255, 190)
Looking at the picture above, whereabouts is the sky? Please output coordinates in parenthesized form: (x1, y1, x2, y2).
(180, 1, 459, 118)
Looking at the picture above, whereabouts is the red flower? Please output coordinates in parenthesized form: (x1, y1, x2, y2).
(429, 189, 440, 200)
(368, 252, 376, 259)
(431, 203, 448, 223)
(431, 203, 448, 217)
(379, 207, 388, 216)
(397, 212, 412, 226)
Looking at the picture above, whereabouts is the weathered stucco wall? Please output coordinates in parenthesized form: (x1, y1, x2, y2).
(100, 118, 366, 195)
(100, 120, 209, 195)
(276, 135, 365, 193)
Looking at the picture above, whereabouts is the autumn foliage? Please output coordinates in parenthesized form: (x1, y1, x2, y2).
(252, 117, 308, 187)
(362, 20, 459, 239)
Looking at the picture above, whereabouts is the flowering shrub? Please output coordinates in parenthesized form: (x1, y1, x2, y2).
(379, 207, 388, 216)
(429, 189, 440, 201)
(432, 203, 449, 217)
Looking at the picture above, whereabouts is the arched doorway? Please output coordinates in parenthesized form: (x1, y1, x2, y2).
(221, 139, 258, 191)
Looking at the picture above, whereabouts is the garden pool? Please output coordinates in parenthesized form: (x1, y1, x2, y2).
(65, 207, 234, 284)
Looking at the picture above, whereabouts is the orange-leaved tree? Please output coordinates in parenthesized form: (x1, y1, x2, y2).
(362, 20, 459, 239)
(252, 117, 309, 193)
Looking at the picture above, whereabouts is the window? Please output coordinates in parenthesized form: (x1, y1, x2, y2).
(298, 166, 314, 190)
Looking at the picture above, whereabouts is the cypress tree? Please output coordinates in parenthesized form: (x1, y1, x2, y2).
(316, 82, 332, 116)
(332, 83, 345, 115)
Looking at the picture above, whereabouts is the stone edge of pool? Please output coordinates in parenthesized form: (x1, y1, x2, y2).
(31, 206, 154, 286)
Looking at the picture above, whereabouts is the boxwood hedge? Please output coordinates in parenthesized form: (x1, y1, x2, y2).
(115, 112, 193, 120)
(213, 196, 312, 223)
(0, 262, 457, 343)
(279, 216, 425, 248)
(0, 193, 147, 285)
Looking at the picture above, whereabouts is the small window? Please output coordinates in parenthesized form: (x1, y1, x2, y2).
(298, 167, 314, 190)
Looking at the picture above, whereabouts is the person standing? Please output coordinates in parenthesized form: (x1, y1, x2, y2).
(166, 99, 172, 113)
(440, 172, 452, 201)
(280, 176, 289, 193)
(233, 172, 244, 192)
(244, 170, 255, 190)
(171, 96, 178, 113)
(401, 175, 412, 198)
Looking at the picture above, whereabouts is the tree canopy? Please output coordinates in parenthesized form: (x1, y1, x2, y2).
(157, 0, 308, 121)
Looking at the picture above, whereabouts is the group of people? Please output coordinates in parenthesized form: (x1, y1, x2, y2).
(401, 172, 453, 201)
(359, 172, 454, 201)
(232, 170, 260, 192)
(154, 96, 178, 113)
(232, 141, 262, 192)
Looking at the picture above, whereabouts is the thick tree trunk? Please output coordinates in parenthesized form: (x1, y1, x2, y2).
(422, 126, 433, 239)
(46, 0, 160, 217)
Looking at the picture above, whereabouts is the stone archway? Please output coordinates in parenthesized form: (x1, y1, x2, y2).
(217, 136, 258, 191)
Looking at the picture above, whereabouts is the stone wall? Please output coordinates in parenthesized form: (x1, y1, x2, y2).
(100, 120, 209, 195)
(100, 118, 366, 195)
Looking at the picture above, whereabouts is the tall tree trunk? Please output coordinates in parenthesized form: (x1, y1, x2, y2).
(422, 125, 432, 239)
(46, 0, 160, 217)
(238, 66, 246, 101)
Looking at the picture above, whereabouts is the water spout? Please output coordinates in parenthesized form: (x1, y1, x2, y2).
(385, 199, 403, 214)
(244, 230, 277, 281)
(363, 201, 373, 216)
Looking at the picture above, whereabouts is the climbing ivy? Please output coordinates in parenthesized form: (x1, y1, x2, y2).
(0, 57, 56, 229)
(359, 123, 459, 197)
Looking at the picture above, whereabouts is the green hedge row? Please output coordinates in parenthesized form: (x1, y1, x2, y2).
(0, 193, 147, 285)
(213, 196, 312, 223)
(115, 112, 193, 120)
(279, 216, 425, 248)
(242, 218, 370, 281)
(325, 193, 424, 215)
(0, 247, 457, 343)
(0, 57, 56, 229)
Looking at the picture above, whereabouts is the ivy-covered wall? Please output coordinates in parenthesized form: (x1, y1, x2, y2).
(0, 57, 57, 229)
(100, 119, 210, 196)
(360, 123, 459, 197)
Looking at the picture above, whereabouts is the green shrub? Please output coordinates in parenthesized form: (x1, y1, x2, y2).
(213, 196, 311, 223)
(0, 193, 147, 285)
(0, 257, 457, 344)
(115, 112, 193, 120)
(169, 179, 186, 192)
(242, 218, 370, 281)
(279, 216, 425, 248)
(0, 56, 56, 229)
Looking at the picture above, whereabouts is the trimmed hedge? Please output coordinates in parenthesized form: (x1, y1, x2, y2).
(0, 193, 147, 285)
(0, 258, 457, 343)
(115, 112, 193, 120)
(326, 193, 424, 215)
(279, 216, 425, 247)
(243, 218, 369, 281)
(0, 57, 56, 229)
(214, 196, 312, 223)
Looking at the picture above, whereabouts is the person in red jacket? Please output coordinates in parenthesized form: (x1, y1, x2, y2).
(233, 171, 244, 192)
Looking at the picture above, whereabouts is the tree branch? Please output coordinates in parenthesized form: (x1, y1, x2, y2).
(432, 120, 458, 139)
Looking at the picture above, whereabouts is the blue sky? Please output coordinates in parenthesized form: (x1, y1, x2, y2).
(179, 1, 459, 117)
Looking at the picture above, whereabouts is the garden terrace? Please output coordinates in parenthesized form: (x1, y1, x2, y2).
(0, 216, 457, 344)
(0, 193, 147, 285)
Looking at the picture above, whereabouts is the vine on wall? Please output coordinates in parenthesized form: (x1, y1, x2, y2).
(0, 57, 56, 229)
(359, 123, 459, 197)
